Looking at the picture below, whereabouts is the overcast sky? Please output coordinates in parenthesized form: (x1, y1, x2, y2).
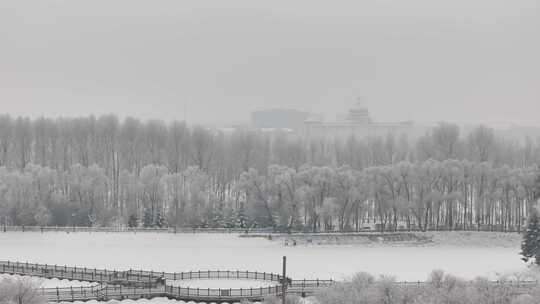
(0, 0, 538, 126)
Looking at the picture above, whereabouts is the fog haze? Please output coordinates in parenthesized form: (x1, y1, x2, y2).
(0, 0, 538, 125)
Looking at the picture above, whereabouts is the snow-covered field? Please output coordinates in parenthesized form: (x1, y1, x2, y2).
(0, 232, 526, 282)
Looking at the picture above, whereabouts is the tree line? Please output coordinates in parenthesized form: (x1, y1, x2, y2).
(0, 114, 539, 231)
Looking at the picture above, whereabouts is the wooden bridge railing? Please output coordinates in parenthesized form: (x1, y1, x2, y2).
(0, 261, 288, 284)
(0, 260, 299, 302)
(6, 259, 540, 303)
(162, 269, 285, 283)
(0, 261, 162, 283)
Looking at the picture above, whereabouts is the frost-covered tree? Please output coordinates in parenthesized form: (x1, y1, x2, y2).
(0, 276, 45, 304)
(140, 164, 167, 223)
(0, 114, 539, 231)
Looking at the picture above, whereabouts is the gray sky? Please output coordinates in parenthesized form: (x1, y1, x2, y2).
(0, 0, 539, 126)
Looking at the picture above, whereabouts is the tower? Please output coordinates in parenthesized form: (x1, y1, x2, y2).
(347, 98, 370, 124)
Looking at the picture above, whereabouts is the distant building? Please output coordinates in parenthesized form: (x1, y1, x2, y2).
(251, 109, 311, 130)
(304, 101, 417, 139)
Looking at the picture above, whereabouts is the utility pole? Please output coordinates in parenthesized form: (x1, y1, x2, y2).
(282, 256, 287, 304)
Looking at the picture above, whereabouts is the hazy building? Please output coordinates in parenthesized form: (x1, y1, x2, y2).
(304, 102, 417, 139)
(251, 109, 311, 130)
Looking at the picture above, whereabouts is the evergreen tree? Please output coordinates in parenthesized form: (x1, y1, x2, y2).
(521, 208, 540, 263)
(154, 210, 166, 228)
(235, 205, 247, 228)
(521, 170, 540, 264)
(143, 208, 153, 228)
(212, 207, 225, 228)
(127, 214, 138, 228)
(223, 208, 236, 228)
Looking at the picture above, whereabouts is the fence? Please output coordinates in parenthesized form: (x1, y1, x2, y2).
(0, 224, 527, 234)
(5, 259, 539, 302)
(0, 260, 296, 302)
(0, 261, 161, 283)
(39, 285, 102, 302)
(0, 225, 276, 234)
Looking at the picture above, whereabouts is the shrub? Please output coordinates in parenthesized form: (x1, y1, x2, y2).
(314, 270, 532, 304)
(0, 276, 45, 304)
(263, 295, 303, 304)
(511, 294, 535, 304)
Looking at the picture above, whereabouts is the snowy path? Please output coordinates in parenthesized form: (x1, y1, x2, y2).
(0, 232, 525, 281)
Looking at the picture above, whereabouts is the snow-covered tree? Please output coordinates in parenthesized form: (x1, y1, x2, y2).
(154, 209, 166, 228)
(142, 208, 153, 228)
(235, 205, 247, 229)
(520, 208, 540, 264)
(127, 214, 138, 228)
(0, 276, 45, 304)
(521, 172, 540, 264)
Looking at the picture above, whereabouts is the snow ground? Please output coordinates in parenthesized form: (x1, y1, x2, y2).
(0, 232, 526, 282)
